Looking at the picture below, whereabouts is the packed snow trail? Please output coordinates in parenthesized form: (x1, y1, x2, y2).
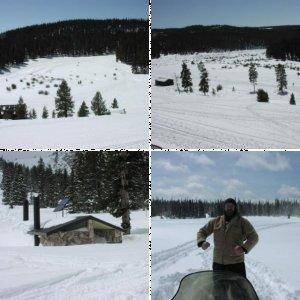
(152, 219, 300, 300)
(152, 49, 300, 149)
(0, 204, 149, 300)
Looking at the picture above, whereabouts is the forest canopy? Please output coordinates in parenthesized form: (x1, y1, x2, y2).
(152, 25, 300, 61)
(0, 19, 148, 73)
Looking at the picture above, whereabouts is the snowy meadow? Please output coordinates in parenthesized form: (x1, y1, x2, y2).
(152, 49, 300, 149)
(0, 55, 148, 149)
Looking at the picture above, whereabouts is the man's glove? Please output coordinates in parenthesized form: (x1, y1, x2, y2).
(201, 241, 210, 250)
(234, 245, 246, 255)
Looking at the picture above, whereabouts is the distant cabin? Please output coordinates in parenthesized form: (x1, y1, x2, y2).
(0, 105, 18, 119)
(28, 216, 125, 246)
(155, 78, 174, 86)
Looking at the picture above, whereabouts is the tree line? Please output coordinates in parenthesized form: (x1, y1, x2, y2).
(152, 198, 300, 219)
(266, 37, 300, 61)
(152, 25, 300, 61)
(0, 152, 149, 232)
(0, 19, 148, 73)
(179, 60, 296, 105)
(1, 80, 117, 120)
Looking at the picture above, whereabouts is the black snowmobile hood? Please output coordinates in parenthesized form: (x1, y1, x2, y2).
(171, 270, 259, 300)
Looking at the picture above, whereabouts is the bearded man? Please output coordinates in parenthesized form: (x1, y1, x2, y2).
(197, 198, 259, 278)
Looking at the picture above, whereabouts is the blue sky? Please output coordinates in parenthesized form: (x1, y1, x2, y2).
(152, 0, 300, 29)
(0, 0, 148, 33)
(152, 151, 300, 201)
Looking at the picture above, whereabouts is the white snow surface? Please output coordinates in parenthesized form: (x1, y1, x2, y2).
(0, 55, 148, 149)
(0, 200, 149, 300)
(152, 49, 300, 149)
(152, 216, 300, 300)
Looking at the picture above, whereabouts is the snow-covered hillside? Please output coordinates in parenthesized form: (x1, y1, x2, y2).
(0, 55, 148, 149)
(152, 49, 300, 149)
(152, 216, 300, 300)
(0, 201, 149, 300)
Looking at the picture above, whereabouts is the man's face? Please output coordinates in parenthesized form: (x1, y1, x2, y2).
(224, 202, 235, 216)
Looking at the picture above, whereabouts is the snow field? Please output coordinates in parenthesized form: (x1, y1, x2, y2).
(152, 216, 300, 300)
(0, 202, 149, 300)
(152, 49, 300, 149)
(0, 55, 148, 149)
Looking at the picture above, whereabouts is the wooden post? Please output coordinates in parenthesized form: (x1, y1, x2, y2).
(120, 152, 131, 235)
(23, 199, 29, 221)
(33, 196, 40, 246)
(88, 220, 94, 242)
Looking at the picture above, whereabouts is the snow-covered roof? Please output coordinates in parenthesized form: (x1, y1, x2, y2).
(28, 215, 124, 235)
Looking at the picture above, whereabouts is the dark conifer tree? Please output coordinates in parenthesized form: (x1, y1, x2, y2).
(42, 106, 49, 119)
(55, 80, 74, 117)
(181, 62, 193, 92)
(249, 62, 258, 93)
(15, 97, 28, 119)
(290, 93, 296, 105)
(199, 68, 209, 95)
(111, 98, 119, 108)
(275, 64, 287, 94)
(77, 101, 89, 117)
(91, 91, 111, 116)
(32, 109, 37, 119)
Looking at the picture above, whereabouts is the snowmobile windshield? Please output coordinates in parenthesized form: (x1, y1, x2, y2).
(171, 270, 259, 300)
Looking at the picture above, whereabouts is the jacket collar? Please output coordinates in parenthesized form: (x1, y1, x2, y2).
(221, 214, 240, 232)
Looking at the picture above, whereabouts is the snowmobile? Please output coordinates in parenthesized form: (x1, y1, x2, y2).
(171, 270, 259, 300)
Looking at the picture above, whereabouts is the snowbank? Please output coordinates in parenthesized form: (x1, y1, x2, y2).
(152, 216, 300, 300)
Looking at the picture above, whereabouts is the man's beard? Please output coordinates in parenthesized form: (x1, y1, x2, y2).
(225, 209, 236, 221)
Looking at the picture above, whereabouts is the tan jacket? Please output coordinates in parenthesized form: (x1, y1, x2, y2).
(197, 215, 258, 265)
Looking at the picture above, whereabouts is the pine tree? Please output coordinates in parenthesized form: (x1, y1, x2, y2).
(111, 98, 119, 108)
(77, 101, 90, 117)
(69, 152, 90, 213)
(91, 91, 111, 115)
(199, 68, 209, 95)
(15, 96, 28, 119)
(42, 106, 49, 119)
(181, 62, 193, 92)
(197, 61, 205, 73)
(290, 93, 296, 105)
(105, 152, 148, 233)
(275, 64, 287, 94)
(32, 109, 37, 119)
(249, 62, 258, 93)
(55, 80, 74, 117)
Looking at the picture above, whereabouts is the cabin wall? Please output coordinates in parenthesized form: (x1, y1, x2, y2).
(39, 231, 92, 246)
(39, 228, 122, 246)
(94, 229, 122, 243)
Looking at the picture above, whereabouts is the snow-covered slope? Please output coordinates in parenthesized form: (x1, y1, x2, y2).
(152, 49, 300, 149)
(0, 55, 148, 149)
(0, 202, 149, 300)
(152, 216, 300, 300)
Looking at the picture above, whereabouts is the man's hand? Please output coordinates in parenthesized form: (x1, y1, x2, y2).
(201, 241, 210, 250)
(234, 245, 244, 255)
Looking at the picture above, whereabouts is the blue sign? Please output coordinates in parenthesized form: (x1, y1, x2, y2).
(53, 198, 70, 212)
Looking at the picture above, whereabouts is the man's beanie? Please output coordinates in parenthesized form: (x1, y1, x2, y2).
(224, 198, 237, 207)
